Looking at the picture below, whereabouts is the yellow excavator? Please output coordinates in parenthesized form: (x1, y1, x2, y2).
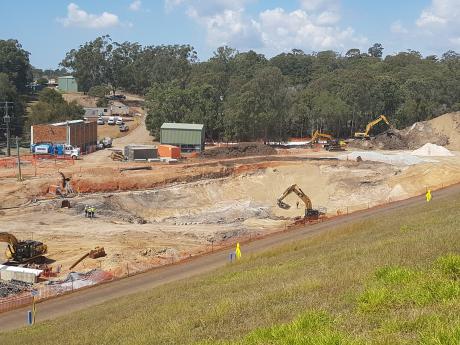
(277, 184, 325, 220)
(0, 232, 48, 264)
(309, 130, 346, 151)
(354, 115, 390, 139)
(310, 130, 333, 144)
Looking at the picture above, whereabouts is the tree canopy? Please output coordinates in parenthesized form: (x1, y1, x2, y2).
(28, 88, 84, 125)
(2, 36, 459, 143)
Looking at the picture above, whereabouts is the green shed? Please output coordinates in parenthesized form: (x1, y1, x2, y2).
(58, 76, 78, 93)
(160, 123, 205, 152)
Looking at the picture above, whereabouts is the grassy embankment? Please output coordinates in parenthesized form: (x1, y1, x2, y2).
(1, 192, 459, 345)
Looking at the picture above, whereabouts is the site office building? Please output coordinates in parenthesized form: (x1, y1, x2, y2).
(31, 120, 97, 153)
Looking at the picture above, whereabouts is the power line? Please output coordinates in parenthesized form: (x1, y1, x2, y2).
(1, 102, 14, 156)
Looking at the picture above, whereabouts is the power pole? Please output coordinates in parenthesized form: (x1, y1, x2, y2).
(16, 136, 22, 181)
(2, 101, 13, 156)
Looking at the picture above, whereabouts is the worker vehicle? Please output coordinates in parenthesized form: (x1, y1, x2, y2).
(119, 123, 129, 132)
(115, 117, 123, 125)
(107, 116, 116, 125)
(97, 117, 104, 125)
(0, 232, 47, 264)
(31, 144, 80, 159)
(277, 184, 325, 220)
(354, 115, 390, 139)
(323, 139, 347, 151)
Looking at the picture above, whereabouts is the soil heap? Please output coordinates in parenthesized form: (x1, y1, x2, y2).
(200, 143, 277, 159)
(411, 143, 454, 157)
(355, 112, 460, 150)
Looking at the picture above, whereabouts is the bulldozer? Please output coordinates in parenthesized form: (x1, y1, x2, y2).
(0, 232, 48, 264)
(277, 184, 325, 220)
(354, 115, 390, 139)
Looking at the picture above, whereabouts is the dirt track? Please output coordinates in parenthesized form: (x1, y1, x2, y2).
(0, 183, 459, 332)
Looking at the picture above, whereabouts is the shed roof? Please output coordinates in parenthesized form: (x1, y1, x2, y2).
(161, 123, 204, 130)
(52, 120, 85, 126)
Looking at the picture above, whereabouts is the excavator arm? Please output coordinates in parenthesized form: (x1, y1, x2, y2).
(277, 184, 313, 210)
(355, 115, 390, 138)
(311, 130, 333, 144)
(0, 232, 19, 258)
(0, 232, 19, 246)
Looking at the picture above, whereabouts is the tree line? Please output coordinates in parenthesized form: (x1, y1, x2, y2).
(0, 39, 84, 143)
(2, 36, 460, 143)
(61, 37, 460, 141)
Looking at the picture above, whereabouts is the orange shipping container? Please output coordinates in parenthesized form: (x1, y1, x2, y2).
(158, 145, 181, 159)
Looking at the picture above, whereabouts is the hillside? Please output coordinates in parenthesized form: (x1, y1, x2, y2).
(1, 191, 459, 345)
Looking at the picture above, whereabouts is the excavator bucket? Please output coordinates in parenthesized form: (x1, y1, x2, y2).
(277, 199, 291, 209)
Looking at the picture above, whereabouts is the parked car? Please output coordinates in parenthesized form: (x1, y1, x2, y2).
(97, 117, 104, 125)
(107, 116, 115, 125)
(102, 137, 112, 147)
(119, 124, 129, 132)
(97, 137, 113, 149)
(115, 117, 123, 125)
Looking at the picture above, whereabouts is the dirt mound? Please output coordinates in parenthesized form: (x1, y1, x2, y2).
(200, 143, 277, 159)
(368, 112, 460, 150)
(411, 143, 454, 157)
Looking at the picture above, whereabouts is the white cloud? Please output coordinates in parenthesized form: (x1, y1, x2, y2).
(411, 0, 460, 51)
(390, 21, 408, 34)
(299, 0, 339, 12)
(171, 0, 260, 48)
(165, 0, 367, 54)
(58, 3, 120, 29)
(416, 0, 459, 28)
(256, 8, 366, 52)
(165, 0, 185, 12)
(129, 0, 142, 11)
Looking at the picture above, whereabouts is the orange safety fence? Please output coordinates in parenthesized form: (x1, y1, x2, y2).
(0, 181, 449, 314)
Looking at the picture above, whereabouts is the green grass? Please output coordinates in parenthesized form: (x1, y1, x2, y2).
(1, 192, 460, 345)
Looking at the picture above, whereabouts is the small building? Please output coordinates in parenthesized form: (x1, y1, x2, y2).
(111, 103, 129, 116)
(0, 265, 43, 284)
(124, 145, 158, 161)
(160, 123, 205, 152)
(31, 120, 97, 153)
(58, 76, 78, 93)
(84, 107, 111, 119)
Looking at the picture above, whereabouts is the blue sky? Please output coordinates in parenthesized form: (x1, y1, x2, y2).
(1, 0, 459, 69)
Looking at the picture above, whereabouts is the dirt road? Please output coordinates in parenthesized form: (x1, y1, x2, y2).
(1, 183, 459, 332)
(82, 115, 154, 164)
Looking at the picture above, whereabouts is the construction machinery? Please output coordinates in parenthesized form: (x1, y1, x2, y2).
(69, 247, 106, 270)
(309, 130, 346, 151)
(0, 232, 47, 264)
(354, 115, 390, 139)
(277, 184, 325, 220)
(309, 130, 333, 145)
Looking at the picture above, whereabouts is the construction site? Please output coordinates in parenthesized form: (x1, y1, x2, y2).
(1, 107, 460, 310)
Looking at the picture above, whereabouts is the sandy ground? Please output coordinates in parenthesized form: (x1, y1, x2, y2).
(1, 153, 459, 276)
(1, 111, 460, 278)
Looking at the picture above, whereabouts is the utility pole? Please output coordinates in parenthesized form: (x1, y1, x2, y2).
(2, 101, 14, 156)
(16, 136, 22, 181)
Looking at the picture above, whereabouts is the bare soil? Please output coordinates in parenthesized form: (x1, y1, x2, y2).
(201, 143, 277, 159)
